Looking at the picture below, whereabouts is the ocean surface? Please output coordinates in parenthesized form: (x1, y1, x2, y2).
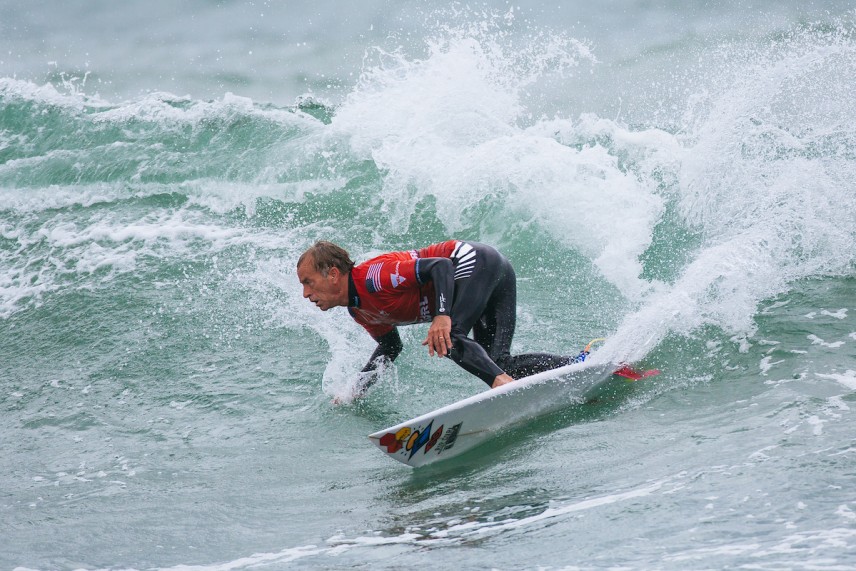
(2, 1, 856, 569)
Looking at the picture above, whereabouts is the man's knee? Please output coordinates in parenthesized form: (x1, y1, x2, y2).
(494, 354, 513, 371)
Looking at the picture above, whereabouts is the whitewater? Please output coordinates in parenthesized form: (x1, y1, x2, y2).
(2, 2, 855, 569)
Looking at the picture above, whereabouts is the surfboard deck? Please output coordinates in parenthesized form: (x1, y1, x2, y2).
(368, 359, 633, 468)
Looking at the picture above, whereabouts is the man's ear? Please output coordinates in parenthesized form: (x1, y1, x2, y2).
(328, 266, 341, 282)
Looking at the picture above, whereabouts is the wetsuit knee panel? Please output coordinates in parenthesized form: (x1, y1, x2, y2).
(495, 354, 513, 371)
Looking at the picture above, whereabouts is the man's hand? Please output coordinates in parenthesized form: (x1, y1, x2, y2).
(331, 370, 377, 405)
(422, 315, 453, 357)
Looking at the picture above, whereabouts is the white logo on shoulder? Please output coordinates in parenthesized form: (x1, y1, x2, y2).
(391, 262, 406, 288)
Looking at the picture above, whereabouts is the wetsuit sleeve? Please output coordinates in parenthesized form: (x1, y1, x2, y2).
(354, 328, 403, 395)
(362, 328, 403, 371)
(415, 257, 454, 317)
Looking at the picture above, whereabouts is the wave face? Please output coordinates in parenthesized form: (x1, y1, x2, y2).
(2, 4, 856, 571)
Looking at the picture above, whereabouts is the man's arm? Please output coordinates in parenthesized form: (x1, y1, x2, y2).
(415, 257, 453, 317)
(416, 257, 455, 357)
(354, 328, 403, 395)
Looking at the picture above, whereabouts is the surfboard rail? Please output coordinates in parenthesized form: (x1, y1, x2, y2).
(368, 360, 623, 468)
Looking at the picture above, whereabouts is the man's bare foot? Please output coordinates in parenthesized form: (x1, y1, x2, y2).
(491, 373, 515, 388)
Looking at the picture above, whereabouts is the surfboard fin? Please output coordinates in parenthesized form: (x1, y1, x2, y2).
(575, 338, 659, 381)
(613, 366, 660, 381)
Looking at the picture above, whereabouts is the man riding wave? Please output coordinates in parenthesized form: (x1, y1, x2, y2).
(297, 240, 580, 397)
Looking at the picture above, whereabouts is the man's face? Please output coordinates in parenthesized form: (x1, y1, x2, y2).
(297, 256, 343, 311)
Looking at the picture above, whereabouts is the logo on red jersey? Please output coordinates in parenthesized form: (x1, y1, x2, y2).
(391, 262, 407, 288)
(419, 296, 430, 321)
(366, 262, 383, 293)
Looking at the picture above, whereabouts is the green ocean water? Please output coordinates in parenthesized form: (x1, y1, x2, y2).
(2, 2, 856, 570)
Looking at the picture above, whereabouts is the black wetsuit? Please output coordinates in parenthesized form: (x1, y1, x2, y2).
(358, 242, 575, 387)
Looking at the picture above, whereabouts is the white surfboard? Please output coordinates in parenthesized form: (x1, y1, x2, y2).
(368, 359, 626, 468)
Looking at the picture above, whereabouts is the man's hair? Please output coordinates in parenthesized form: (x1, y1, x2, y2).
(297, 241, 355, 276)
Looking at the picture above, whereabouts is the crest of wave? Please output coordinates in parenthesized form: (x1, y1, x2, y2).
(599, 20, 856, 364)
(331, 10, 664, 299)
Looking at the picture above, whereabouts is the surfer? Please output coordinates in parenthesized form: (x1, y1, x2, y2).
(297, 240, 580, 396)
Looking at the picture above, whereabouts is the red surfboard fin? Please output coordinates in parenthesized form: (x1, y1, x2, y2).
(613, 366, 661, 381)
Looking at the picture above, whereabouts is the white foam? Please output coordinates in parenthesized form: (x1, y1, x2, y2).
(598, 24, 856, 363)
(816, 370, 856, 390)
(89, 90, 319, 129)
(328, 475, 676, 547)
(807, 415, 825, 436)
(760, 356, 785, 375)
(152, 545, 325, 571)
(666, 526, 856, 565)
(330, 17, 667, 299)
(827, 395, 850, 412)
(242, 252, 381, 402)
(0, 77, 110, 111)
(808, 335, 846, 349)
(0, 205, 292, 318)
(0, 82, 327, 218)
(435, 478, 667, 539)
(0, 183, 143, 213)
(821, 308, 849, 320)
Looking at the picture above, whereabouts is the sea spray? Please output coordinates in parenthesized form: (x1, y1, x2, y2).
(332, 11, 662, 303)
(4, 4, 856, 570)
(600, 20, 856, 363)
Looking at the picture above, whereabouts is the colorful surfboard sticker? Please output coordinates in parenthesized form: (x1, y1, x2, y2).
(378, 421, 463, 458)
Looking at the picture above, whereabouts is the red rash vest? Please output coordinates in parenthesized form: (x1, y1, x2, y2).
(348, 240, 458, 339)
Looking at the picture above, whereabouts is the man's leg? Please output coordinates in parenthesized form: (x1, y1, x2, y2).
(444, 243, 507, 385)
(472, 251, 576, 380)
(446, 242, 576, 384)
